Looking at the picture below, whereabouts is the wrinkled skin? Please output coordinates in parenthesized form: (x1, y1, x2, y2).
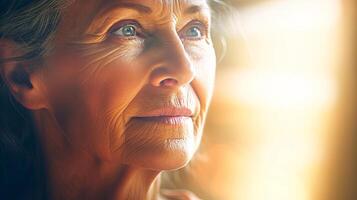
(45, 0, 215, 170)
(1, 0, 215, 199)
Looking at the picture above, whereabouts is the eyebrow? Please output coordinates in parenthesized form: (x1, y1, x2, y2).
(184, 4, 210, 15)
(109, 2, 152, 14)
(107, 2, 209, 15)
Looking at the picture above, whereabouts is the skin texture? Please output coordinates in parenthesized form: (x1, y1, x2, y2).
(0, 0, 215, 199)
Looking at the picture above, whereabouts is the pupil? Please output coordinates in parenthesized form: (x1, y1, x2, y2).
(188, 27, 200, 37)
(123, 26, 135, 36)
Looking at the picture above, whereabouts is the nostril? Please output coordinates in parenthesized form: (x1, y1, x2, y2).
(160, 78, 178, 87)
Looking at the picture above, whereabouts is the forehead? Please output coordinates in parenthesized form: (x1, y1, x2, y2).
(97, 0, 211, 18)
(101, 0, 209, 9)
(57, 0, 210, 42)
(79, 0, 206, 16)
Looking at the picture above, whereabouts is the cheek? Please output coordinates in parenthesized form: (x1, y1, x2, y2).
(189, 43, 216, 142)
(188, 42, 216, 109)
(71, 40, 148, 117)
(74, 40, 145, 83)
(41, 43, 149, 157)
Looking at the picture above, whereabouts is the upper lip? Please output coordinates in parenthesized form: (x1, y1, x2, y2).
(135, 107, 194, 118)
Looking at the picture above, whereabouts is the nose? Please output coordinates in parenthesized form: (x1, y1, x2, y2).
(149, 30, 195, 88)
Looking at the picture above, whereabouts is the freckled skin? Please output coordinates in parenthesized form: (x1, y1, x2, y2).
(30, 0, 215, 199)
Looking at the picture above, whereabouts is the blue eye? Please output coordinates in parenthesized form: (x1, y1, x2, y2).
(185, 26, 202, 38)
(181, 21, 208, 40)
(112, 24, 138, 37)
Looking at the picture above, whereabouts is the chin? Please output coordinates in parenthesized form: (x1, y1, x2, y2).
(124, 136, 198, 171)
(156, 137, 197, 170)
(119, 115, 201, 170)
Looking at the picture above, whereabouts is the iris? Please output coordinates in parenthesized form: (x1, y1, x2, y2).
(113, 24, 137, 37)
(185, 26, 202, 38)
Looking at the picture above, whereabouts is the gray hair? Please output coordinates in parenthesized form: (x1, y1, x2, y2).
(0, 0, 71, 62)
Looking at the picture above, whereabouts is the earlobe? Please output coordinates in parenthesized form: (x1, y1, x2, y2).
(0, 40, 48, 110)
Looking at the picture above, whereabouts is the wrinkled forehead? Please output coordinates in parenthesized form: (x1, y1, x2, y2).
(66, 0, 210, 18)
(101, 0, 210, 12)
(57, 0, 210, 42)
(97, 0, 211, 21)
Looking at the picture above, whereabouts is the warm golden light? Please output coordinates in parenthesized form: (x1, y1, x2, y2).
(233, 70, 337, 108)
(190, 0, 345, 199)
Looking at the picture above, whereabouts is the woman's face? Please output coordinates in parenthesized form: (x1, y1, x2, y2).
(39, 0, 215, 170)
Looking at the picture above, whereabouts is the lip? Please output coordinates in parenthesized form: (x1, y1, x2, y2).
(134, 116, 192, 125)
(135, 107, 194, 118)
(132, 107, 194, 124)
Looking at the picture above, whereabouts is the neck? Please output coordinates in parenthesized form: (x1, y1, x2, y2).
(32, 111, 162, 200)
(47, 162, 162, 200)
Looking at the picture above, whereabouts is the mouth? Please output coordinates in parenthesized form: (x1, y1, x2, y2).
(132, 107, 194, 125)
(134, 116, 192, 125)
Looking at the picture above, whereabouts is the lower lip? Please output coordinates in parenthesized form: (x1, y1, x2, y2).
(134, 116, 192, 125)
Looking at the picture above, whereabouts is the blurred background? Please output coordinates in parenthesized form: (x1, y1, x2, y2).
(163, 0, 356, 199)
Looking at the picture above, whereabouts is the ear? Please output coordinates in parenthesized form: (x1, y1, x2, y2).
(0, 40, 48, 110)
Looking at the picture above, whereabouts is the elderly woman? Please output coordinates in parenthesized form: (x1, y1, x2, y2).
(0, 0, 220, 199)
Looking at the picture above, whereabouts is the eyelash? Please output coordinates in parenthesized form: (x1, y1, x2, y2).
(109, 20, 146, 39)
(109, 19, 208, 41)
(180, 20, 208, 41)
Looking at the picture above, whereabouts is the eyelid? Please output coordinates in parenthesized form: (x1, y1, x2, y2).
(109, 19, 146, 37)
(107, 19, 209, 41)
(179, 20, 209, 39)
